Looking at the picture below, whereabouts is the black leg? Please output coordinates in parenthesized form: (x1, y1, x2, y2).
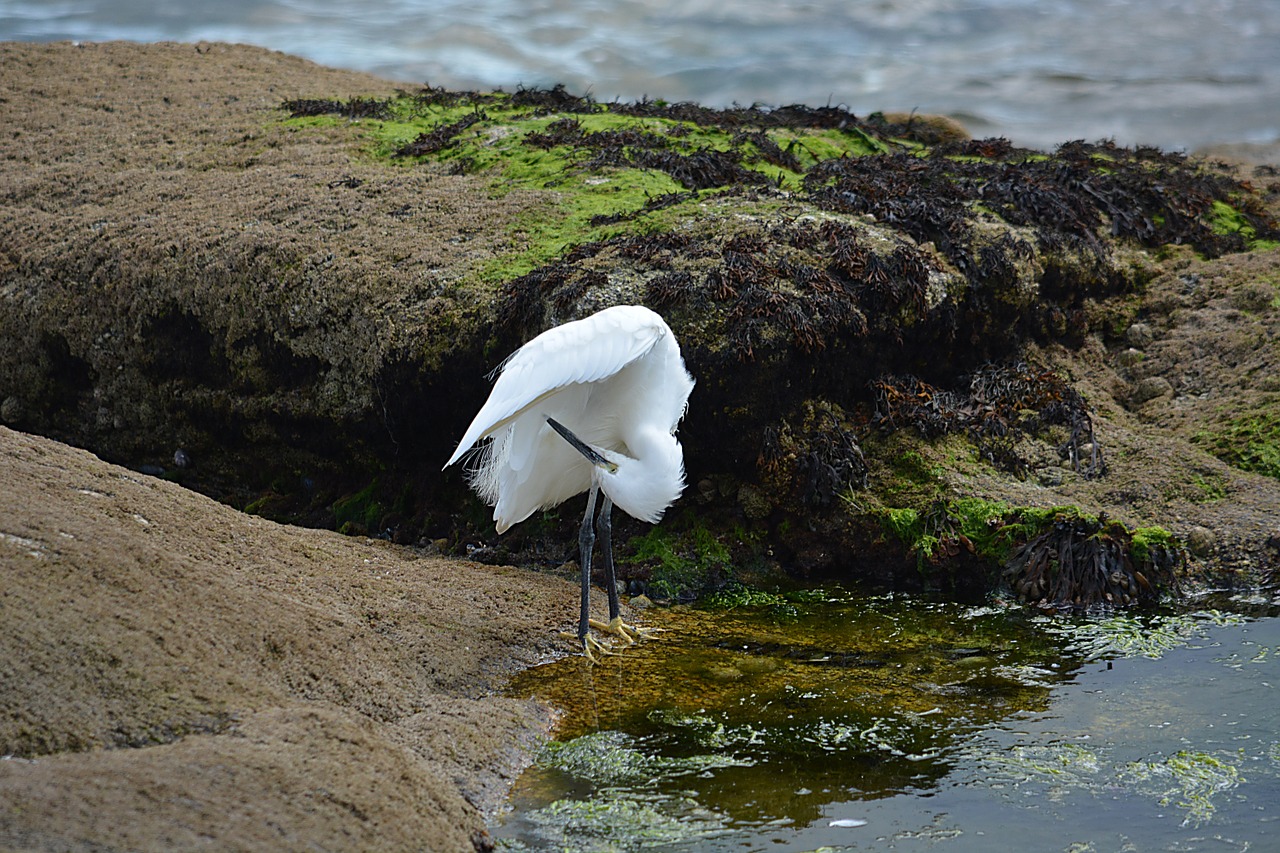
(577, 481, 599, 643)
(597, 495, 620, 622)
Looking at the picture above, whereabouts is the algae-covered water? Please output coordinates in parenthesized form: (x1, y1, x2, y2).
(494, 587, 1280, 851)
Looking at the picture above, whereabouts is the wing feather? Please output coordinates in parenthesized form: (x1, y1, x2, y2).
(444, 306, 667, 468)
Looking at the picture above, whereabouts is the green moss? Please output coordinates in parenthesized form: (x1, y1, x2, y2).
(872, 499, 1180, 593)
(874, 497, 1014, 566)
(479, 166, 689, 282)
(1210, 199, 1280, 251)
(1130, 525, 1177, 564)
(865, 440, 950, 506)
(1194, 402, 1280, 479)
(1189, 473, 1227, 503)
(879, 506, 922, 545)
(946, 497, 1014, 560)
(629, 522, 733, 600)
(332, 478, 384, 534)
(998, 505, 1079, 540)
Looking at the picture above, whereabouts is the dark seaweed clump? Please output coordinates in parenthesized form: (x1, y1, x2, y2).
(870, 362, 1104, 479)
(804, 139, 1277, 262)
(508, 84, 903, 140)
(281, 96, 391, 120)
(395, 111, 486, 157)
(758, 401, 869, 509)
(1003, 512, 1183, 609)
(498, 219, 951, 366)
(525, 116, 771, 191)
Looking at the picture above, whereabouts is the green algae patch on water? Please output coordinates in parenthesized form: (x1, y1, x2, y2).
(1120, 750, 1244, 827)
(539, 729, 752, 787)
(1038, 609, 1247, 660)
(499, 791, 730, 852)
(498, 587, 1280, 851)
(959, 740, 1245, 827)
(500, 731, 751, 851)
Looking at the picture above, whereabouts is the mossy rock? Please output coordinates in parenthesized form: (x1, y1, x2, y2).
(5, 48, 1280, 604)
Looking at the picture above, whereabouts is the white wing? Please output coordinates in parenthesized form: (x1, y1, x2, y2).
(444, 305, 669, 468)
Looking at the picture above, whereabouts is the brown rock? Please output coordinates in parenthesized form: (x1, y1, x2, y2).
(0, 425, 587, 850)
(1186, 524, 1216, 558)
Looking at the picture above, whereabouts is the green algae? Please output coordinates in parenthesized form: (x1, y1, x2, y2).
(978, 741, 1105, 786)
(331, 477, 385, 535)
(1120, 750, 1243, 827)
(866, 496, 1182, 604)
(627, 521, 735, 601)
(1129, 525, 1178, 564)
(281, 93, 900, 284)
(872, 496, 1015, 567)
(508, 588, 1067, 745)
(1210, 199, 1280, 251)
(500, 792, 728, 852)
(966, 741, 1243, 827)
(1194, 401, 1280, 480)
(501, 592, 1067, 848)
(499, 585, 1280, 850)
(539, 730, 751, 787)
(1037, 609, 1246, 660)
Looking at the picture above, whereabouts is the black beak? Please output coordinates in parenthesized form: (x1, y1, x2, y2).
(547, 418, 618, 472)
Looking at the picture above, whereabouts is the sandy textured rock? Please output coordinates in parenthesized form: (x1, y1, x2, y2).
(0, 39, 550, 515)
(0, 425, 596, 851)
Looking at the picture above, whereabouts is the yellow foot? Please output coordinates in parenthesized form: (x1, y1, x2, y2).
(588, 616, 663, 646)
(557, 630, 616, 663)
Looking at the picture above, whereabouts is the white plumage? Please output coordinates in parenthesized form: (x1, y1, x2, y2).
(445, 304, 695, 656)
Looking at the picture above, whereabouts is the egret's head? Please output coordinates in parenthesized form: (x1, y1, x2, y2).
(547, 417, 685, 523)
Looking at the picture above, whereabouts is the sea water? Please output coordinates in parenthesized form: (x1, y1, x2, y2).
(3, 0, 1279, 151)
(496, 588, 1280, 851)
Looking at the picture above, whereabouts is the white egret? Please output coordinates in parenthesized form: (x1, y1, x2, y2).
(445, 304, 695, 658)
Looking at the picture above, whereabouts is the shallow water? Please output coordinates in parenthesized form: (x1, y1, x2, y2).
(496, 588, 1280, 851)
(4, 0, 1280, 151)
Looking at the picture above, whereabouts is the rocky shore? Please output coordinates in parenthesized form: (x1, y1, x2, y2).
(3, 40, 1280, 850)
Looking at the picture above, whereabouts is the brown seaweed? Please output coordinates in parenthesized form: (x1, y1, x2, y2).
(1003, 513, 1182, 609)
